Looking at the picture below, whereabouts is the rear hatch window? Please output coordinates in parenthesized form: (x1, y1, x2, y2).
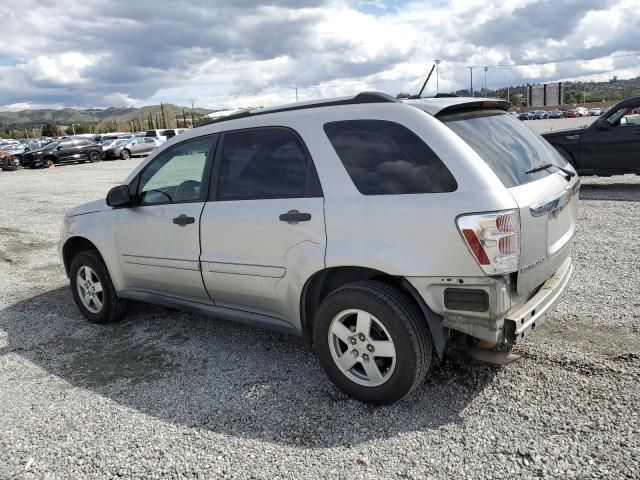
(440, 110, 567, 188)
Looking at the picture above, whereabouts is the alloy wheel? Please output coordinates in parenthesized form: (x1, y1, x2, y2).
(328, 309, 396, 387)
(76, 266, 104, 313)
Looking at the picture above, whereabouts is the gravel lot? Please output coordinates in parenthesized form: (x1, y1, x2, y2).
(1, 154, 639, 479)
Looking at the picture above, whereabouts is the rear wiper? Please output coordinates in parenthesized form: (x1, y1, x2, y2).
(525, 163, 575, 179)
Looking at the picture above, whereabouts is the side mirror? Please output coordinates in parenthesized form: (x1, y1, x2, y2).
(596, 117, 610, 130)
(107, 185, 131, 208)
(56, 146, 63, 150)
(620, 117, 628, 126)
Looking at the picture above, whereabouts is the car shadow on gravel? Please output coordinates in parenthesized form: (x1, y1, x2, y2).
(579, 182, 640, 202)
(1, 287, 500, 448)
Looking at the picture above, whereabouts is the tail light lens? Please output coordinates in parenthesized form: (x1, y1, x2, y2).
(457, 210, 520, 274)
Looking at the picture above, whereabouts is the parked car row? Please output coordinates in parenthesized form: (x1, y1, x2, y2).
(0, 132, 174, 170)
(516, 106, 606, 120)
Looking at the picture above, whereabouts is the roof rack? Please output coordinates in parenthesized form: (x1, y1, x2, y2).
(199, 91, 399, 126)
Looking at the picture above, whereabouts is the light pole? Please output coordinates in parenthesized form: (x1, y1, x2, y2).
(435, 59, 441, 94)
(484, 66, 488, 97)
(468, 66, 474, 97)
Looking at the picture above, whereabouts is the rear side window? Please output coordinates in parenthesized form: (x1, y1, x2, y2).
(216, 127, 322, 200)
(440, 110, 568, 188)
(323, 120, 457, 195)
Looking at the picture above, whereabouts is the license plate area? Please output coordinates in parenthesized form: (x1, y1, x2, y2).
(547, 195, 577, 256)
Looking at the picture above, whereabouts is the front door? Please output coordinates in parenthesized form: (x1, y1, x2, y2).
(200, 127, 326, 324)
(581, 103, 640, 171)
(113, 135, 218, 302)
(55, 140, 82, 163)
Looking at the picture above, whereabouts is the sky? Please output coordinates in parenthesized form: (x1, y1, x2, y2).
(0, 0, 639, 111)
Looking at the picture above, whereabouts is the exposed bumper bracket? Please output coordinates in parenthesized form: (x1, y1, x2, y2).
(505, 257, 573, 343)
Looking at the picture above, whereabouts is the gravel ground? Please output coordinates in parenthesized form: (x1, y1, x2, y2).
(0, 158, 639, 479)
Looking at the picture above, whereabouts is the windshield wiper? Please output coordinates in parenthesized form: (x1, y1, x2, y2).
(525, 163, 575, 179)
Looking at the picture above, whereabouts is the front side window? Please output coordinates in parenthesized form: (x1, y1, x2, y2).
(323, 120, 457, 195)
(609, 106, 640, 127)
(216, 127, 321, 200)
(138, 137, 214, 205)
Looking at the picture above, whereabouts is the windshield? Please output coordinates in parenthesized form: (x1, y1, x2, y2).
(42, 141, 60, 151)
(440, 110, 568, 188)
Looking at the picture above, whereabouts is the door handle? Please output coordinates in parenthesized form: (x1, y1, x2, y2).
(173, 214, 195, 226)
(279, 210, 311, 223)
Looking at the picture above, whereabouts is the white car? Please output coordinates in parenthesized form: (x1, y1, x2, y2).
(60, 93, 578, 404)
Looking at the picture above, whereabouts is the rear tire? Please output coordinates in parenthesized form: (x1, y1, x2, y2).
(120, 149, 130, 160)
(313, 281, 434, 405)
(69, 250, 128, 324)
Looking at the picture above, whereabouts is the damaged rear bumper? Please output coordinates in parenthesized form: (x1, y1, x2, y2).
(504, 257, 573, 343)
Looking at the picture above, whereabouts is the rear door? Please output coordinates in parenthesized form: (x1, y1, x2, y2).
(200, 127, 325, 323)
(113, 135, 218, 302)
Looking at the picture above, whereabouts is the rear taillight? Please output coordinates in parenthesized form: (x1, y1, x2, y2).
(457, 210, 520, 274)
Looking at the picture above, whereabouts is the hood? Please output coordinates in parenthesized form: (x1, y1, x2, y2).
(67, 198, 110, 217)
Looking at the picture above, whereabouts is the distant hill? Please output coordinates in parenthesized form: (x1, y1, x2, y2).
(0, 104, 214, 128)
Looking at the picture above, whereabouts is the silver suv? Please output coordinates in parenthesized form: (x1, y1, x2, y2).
(59, 93, 578, 404)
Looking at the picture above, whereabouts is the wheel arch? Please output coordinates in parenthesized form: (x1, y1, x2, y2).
(300, 266, 447, 357)
(62, 236, 103, 275)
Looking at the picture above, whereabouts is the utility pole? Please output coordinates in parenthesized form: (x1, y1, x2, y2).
(294, 87, 299, 102)
(468, 67, 474, 97)
(53, 114, 59, 136)
(435, 59, 441, 94)
(507, 85, 510, 102)
(72, 123, 76, 135)
(484, 66, 488, 97)
(190, 99, 196, 128)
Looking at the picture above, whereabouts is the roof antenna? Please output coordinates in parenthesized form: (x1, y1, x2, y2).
(411, 63, 436, 99)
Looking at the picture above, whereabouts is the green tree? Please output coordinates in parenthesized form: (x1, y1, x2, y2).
(41, 123, 58, 137)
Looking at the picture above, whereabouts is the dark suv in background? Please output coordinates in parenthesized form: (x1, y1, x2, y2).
(22, 138, 104, 168)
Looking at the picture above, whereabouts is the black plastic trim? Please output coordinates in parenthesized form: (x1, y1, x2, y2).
(400, 279, 448, 358)
(444, 288, 489, 312)
(117, 289, 300, 336)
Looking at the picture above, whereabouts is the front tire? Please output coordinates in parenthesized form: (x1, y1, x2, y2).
(89, 150, 102, 163)
(314, 281, 434, 405)
(120, 149, 130, 160)
(69, 250, 127, 324)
